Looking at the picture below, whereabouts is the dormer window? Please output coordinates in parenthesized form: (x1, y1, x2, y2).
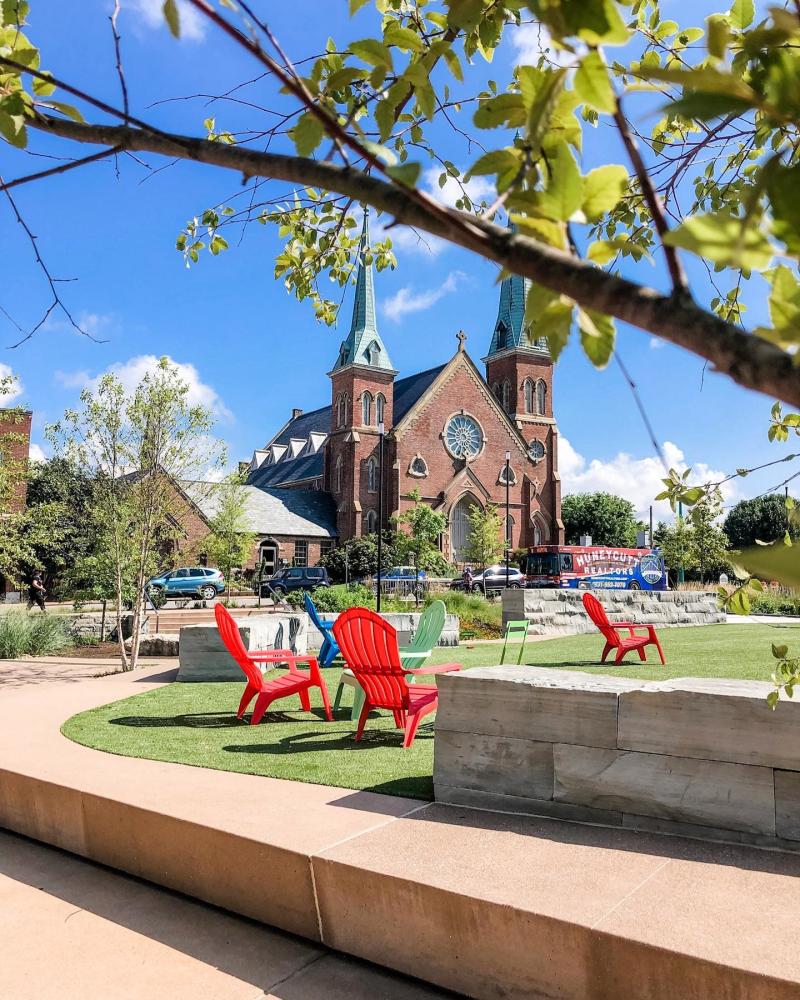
(366, 340, 382, 366)
(496, 321, 507, 351)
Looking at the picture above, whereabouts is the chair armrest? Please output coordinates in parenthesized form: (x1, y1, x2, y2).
(615, 622, 658, 630)
(405, 663, 461, 675)
(250, 649, 313, 663)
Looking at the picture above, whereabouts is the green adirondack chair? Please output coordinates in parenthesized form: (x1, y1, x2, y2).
(500, 619, 529, 665)
(333, 600, 447, 721)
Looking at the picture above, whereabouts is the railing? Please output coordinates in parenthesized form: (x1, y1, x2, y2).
(368, 576, 454, 598)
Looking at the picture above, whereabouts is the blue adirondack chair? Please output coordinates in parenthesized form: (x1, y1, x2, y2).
(304, 592, 340, 667)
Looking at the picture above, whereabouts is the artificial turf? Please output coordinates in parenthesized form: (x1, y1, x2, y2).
(61, 623, 797, 801)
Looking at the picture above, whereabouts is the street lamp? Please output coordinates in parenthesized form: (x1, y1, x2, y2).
(377, 421, 385, 612)
(505, 450, 511, 588)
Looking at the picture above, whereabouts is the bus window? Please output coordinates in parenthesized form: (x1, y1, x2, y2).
(526, 553, 558, 575)
(560, 554, 573, 572)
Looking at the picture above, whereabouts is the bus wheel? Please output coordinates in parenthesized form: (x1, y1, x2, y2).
(628, 581, 641, 591)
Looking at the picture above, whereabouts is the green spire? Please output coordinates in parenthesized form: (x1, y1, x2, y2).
(486, 225, 548, 357)
(332, 207, 394, 372)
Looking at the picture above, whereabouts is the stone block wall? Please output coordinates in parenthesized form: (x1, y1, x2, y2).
(434, 667, 800, 851)
(178, 614, 308, 681)
(504, 587, 725, 635)
(305, 611, 459, 651)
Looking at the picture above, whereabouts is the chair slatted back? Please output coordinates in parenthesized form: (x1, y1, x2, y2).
(409, 600, 446, 654)
(581, 592, 617, 642)
(333, 607, 410, 710)
(214, 603, 263, 689)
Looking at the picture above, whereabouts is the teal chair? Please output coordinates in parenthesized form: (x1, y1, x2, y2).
(333, 600, 447, 721)
(500, 619, 529, 665)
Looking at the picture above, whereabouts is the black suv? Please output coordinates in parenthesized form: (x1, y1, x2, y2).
(260, 566, 330, 597)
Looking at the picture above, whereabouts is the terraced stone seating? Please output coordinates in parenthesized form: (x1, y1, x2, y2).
(435, 666, 800, 851)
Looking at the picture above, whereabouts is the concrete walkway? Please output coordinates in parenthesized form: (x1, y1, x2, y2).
(0, 830, 451, 1000)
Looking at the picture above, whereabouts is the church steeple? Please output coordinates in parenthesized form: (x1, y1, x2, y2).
(485, 226, 548, 358)
(332, 207, 394, 372)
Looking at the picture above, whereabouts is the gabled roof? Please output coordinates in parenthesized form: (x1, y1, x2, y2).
(247, 451, 324, 489)
(393, 364, 447, 423)
(182, 482, 337, 538)
(269, 405, 330, 448)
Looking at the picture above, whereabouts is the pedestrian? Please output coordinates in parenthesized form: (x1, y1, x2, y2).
(27, 571, 47, 612)
(462, 565, 474, 591)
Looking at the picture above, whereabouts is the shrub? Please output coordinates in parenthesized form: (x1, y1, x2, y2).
(0, 612, 71, 658)
(750, 592, 800, 616)
(289, 584, 375, 613)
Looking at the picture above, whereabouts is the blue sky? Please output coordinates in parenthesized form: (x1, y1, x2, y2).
(1, 0, 792, 520)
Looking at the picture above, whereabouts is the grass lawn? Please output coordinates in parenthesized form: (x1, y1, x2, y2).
(62, 623, 798, 801)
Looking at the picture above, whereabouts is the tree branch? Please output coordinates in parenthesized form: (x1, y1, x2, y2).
(26, 112, 800, 408)
(0, 145, 122, 192)
(614, 98, 688, 293)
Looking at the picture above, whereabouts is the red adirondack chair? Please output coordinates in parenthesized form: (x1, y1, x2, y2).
(332, 607, 461, 748)
(582, 592, 665, 665)
(214, 603, 333, 726)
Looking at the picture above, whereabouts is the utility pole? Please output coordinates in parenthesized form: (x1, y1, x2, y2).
(377, 421, 384, 612)
(677, 501, 685, 585)
(505, 450, 511, 588)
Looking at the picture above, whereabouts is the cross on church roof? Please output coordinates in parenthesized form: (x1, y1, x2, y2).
(456, 330, 467, 352)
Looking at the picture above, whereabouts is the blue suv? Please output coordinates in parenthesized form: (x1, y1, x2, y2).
(147, 567, 225, 602)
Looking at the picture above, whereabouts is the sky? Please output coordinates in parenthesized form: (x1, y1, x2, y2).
(1, 0, 793, 523)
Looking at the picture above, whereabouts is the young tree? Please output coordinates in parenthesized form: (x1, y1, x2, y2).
(562, 492, 642, 547)
(204, 473, 257, 601)
(394, 488, 448, 599)
(464, 503, 505, 572)
(48, 358, 223, 670)
(723, 495, 799, 551)
(3, 4, 800, 409)
(688, 487, 730, 584)
(654, 517, 697, 586)
(318, 533, 401, 583)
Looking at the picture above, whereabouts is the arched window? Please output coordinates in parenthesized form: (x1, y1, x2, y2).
(367, 455, 378, 493)
(335, 454, 342, 493)
(375, 393, 385, 426)
(502, 379, 511, 413)
(535, 379, 547, 416)
(337, 393, 350, 427)
(492, 383, 502, 403)
(362, 391, 373, 426)
(523, 378, 534, 414)
(496, 321, 507, 351)
(365, 510, 378, 533)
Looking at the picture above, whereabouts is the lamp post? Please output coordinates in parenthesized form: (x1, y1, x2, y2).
(505, 450, 511, 589)
(377, 421, 385, 612)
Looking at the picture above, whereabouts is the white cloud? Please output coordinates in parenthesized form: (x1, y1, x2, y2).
(58, 355, 232, 421)
(128, 0, 206, 42)
(0, 363, 22, 404)
(382, 270, 465, 323)
(560, 437, 735, 522)
(649, 337, 665, 350)
(29, 443, 47, 463)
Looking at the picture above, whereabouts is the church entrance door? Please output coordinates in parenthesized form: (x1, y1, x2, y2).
(451, 495, 479, 565)
(258, 541, 279, 577)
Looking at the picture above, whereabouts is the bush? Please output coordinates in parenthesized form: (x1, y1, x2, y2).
(749, 591, 800, 616)
(0, 612, 71, 658)
(288, 584, 375, 613)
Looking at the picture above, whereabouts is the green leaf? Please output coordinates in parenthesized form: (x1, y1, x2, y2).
(582, 164, 628, 222)
(729, 0, 754, 30)
(326, 67, 368, 91)
(446, 0, 485, 32)
(668, 92, 753, 121)
(384, 23, 424, 53)
(706, 14, 730, 59)
(535, 295, 574, 361)
(578, 309, 615, 368)
(664, 211, 774, 271)
(443, 47, 463, 82)
(466, 149, 519, 178)
(768, 164, 800, 258)
(473, 92, 525, 129)
(0, 111, 26, 148)
(534, 141, 583, 222)
(768, 266, 800, 332)
(350, 38, 393, 69)
(349, 0, 371, 13)
(767, 690, 780, 710)
(386, 161, 422, 187)
(635, 65, 756, 102)
(574, 51, 616, 114)
(162, 0, 180, 38)
(738, 544, 800, 590)
(209, 235, 228, 256)
(44, 101, 85, 123)
(523, 67, 568, 154)
(773, 643, 789, 660)
(32, 73, 55, 97)
(291, 111, 325, 157)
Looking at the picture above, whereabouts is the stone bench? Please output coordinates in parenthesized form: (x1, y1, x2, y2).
(434, 666, 800, 851)
(503, 588, 726, 635)
(177, 613, 308, 681)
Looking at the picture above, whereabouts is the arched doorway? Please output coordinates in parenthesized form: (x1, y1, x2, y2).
(451, 495, 480, 564)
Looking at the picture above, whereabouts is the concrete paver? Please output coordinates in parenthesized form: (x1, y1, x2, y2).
(0, 830, 452, 1000)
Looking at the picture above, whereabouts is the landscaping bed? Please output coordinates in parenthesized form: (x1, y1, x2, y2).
(61, 624, 796, 799)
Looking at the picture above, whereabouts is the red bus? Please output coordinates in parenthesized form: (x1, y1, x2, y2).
(525, 545, 667, 591)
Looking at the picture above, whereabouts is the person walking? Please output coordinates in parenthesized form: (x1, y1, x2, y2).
(462, 566, 474, 592)
(27, 571, 46, 612)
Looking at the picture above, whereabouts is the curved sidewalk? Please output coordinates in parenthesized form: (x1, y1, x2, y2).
(1, 658, 799, 999)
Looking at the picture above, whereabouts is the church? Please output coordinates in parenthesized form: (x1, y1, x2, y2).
(244, 210, 564, 573)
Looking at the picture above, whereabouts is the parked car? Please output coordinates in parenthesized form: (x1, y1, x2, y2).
(260, 565, 330, 597)
(451, 564, 526, 592)
(384, 565, 428, 581)
(147, 567, 225, 602)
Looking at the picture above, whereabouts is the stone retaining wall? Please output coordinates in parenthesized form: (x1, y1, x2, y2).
(434, 667, 800, 851)
(503, 587, 725, 635)
(178, 614, 307, 681)
(305, 611, 459, 651)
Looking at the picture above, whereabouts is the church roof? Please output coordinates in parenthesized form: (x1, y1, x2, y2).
(183, 482, 337, 537)
(331, 208, 394, 373)
(486, 228, 549, 357)
(247, 451, 324, 489)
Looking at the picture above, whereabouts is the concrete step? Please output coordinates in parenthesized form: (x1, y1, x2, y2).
(1, 666, 799, 999)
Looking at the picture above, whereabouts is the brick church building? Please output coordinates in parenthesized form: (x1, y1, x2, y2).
(246, 210, 563, 570)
